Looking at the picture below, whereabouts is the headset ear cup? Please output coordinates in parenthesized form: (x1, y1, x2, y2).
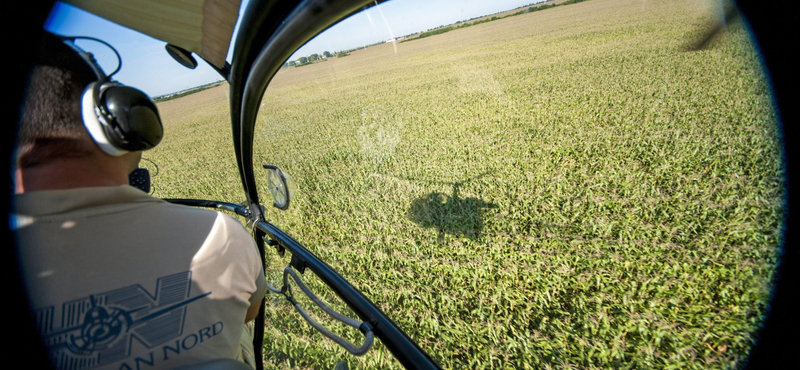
(98, 84, 163, 151)
(60, 34, 163, 155)
(81, 82, 164, 155)
(81, 82, 126, 156)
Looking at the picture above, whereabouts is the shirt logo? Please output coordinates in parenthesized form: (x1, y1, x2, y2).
(35, 271, 210, 369)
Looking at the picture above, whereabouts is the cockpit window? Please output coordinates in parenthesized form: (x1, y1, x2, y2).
(253, 0, 781, 368)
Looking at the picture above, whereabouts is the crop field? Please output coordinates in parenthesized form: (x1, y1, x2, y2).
(150, 0, 782, 368)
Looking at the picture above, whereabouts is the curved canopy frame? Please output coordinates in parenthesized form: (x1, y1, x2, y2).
(226, 1, 441, 368)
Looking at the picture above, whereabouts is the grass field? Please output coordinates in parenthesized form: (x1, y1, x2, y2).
(151, 0, 782, 368)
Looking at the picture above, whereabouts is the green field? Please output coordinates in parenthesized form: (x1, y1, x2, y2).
(150, 0, 782, 368)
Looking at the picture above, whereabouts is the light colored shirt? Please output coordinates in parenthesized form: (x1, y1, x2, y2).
(13, 185, 266, 370)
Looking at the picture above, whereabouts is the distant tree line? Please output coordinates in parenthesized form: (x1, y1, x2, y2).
(153, 81, 224, 102)
(283, 50, 351, 68)
(279, 0, 595, 64)
(402, 0, 591, 43)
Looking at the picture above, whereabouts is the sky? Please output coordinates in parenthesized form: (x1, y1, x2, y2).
(46, 0, 543, 97)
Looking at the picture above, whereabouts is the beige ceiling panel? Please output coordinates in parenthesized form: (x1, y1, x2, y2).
(65, 0, 240, 67)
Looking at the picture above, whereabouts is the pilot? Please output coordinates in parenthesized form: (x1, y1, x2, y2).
(13, 31, 267, 369)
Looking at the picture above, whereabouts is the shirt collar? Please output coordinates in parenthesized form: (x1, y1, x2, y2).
(13, 185, 162, 217)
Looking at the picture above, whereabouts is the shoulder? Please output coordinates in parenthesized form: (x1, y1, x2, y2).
(211, 211, 252, 238)
(196, 211, 259, 259)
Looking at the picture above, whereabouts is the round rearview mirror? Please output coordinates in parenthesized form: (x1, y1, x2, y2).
(165, 44, 198, 69)
(262, 165, 293, 210)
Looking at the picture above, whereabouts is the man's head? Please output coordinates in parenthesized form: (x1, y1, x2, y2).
(17, 32, 100, 170)
(15, 32, 159, 192)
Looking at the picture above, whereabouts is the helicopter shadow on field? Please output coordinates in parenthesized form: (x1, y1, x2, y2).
(407, 172, 496, 243)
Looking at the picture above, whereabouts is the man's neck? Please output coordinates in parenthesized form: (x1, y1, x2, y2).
(15, 157, 130, 194)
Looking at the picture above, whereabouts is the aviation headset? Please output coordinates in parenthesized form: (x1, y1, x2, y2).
(57, 33, 164, 156)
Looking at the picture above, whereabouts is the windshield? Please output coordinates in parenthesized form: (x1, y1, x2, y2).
(251, 0, 781, 368)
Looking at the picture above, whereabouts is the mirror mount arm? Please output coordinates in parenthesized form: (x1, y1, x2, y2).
(204, 59, 232, 81)
(165, 44, 231, 81)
